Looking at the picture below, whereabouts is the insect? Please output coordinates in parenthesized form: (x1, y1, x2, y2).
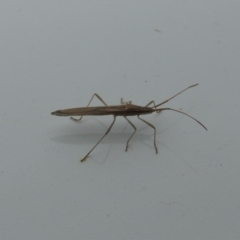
(51, 84, 207, 162)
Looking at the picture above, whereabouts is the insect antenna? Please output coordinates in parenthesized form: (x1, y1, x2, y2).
(154, 84, 199, 108)
(155, 107, 207, 130)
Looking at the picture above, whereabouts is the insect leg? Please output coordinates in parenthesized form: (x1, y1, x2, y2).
(123, 117, 137, 152)
(145, 101, 158, 108)
(121, 98, 132, 105)
(71, 93, 108, 122)
(80, 116, 116, 162)
(137, 116, 158, 154)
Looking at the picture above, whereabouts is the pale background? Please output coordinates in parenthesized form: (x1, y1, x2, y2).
(1, 1, 240, 239)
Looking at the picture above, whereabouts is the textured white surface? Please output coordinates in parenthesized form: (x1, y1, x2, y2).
(1, 1, 240, 239)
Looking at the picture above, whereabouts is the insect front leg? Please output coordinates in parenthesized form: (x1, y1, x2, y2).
(71, 93, 108, 122)
(124, 117, 137, 152)
(145, 100, 158, 109)
(137, 116, 158, 154)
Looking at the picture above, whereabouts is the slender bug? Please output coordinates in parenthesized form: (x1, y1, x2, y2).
(51, 84, 207, 162)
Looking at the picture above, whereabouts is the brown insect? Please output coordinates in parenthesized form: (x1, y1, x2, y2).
(51, 84, 207, 162)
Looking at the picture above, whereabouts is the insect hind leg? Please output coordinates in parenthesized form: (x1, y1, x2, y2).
(71, 93, 108, 122)
(81, 116, 116, 162)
